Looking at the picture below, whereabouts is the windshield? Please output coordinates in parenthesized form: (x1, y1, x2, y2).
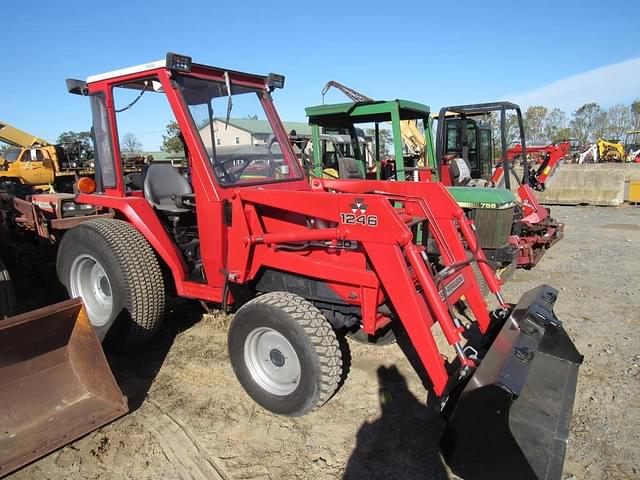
(2, 149, 20, 162)
(176, 75, 302, 186)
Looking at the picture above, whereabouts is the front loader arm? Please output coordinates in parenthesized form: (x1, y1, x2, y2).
(226, 180, 508, 395)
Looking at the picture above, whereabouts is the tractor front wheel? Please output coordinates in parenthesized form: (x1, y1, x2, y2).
(228, 292, 343, 416)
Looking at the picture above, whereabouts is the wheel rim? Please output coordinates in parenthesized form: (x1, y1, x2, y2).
(243, 327, 301, 396)
(69, 254, 114, 339)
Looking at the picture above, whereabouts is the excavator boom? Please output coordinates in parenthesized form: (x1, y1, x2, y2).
(0, 121, 49, 148)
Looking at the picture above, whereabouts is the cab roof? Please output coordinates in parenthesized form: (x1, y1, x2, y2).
(305, 99, 431, 127)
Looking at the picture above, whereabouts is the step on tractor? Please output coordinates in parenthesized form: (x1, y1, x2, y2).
(303, 96, 520, 277)
(3, 53, 582, 479)
(435, 102, 565, 268)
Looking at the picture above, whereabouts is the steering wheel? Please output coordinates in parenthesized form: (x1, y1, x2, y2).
(214, 157, 241, 184)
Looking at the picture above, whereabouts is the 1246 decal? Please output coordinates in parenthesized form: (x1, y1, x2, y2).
(340, 213, 378, 227)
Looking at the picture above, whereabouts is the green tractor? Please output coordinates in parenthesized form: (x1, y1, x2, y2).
(301, 99, 519, 278)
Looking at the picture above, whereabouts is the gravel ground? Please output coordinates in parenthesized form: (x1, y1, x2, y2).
(7, 205, 640, 480)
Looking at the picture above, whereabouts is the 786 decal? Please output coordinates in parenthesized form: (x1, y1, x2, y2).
(340, 212, 379, 227)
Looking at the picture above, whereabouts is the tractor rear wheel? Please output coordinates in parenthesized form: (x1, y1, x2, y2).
(0, 257, 16, 319)
(228, 291, 343, 416)
(57, 219, 165, 348)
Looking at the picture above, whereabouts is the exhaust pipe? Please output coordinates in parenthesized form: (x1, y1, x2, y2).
(441, 285, 583, 480)
(0, 299, 128, 476)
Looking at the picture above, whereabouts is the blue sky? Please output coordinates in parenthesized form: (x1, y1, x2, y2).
(2, 0, 638, 150)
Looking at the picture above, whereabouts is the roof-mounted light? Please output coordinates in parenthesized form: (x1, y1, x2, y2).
(66, 79, 89, 96)
(166, 52, 192, 73)
(267, 73, 285, 92)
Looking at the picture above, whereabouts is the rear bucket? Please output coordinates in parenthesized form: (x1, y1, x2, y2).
(0, 299, 128, 477)
(441, 285, 583, 480)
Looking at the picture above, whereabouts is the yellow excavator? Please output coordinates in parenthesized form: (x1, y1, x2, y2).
(0, 121, 88, 192)
(596, 138, 625, 162)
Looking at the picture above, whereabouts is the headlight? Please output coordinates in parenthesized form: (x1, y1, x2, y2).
(61, 201, 97, 217)
(62, 202, 78, 212)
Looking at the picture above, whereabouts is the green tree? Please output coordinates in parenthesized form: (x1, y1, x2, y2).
(57, 130, 94, 159)
(570, 102, 605, 143)
(551, 127, 573, 142)
(365, 127, 393, 157)
(161, 121, 184, 153)
(523, 106, 548, 144)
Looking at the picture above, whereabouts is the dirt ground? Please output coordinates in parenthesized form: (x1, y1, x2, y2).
(8, 205, 640, 480)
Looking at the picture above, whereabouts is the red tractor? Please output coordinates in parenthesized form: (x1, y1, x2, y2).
(505, 141, 570, 191)
(48, 54, 583, 478)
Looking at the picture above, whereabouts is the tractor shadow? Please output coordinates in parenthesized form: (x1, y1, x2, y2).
(107, 299, 204, 411)
(343, 364, 450, 480)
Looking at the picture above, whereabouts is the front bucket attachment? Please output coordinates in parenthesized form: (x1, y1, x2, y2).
(441, 285, 583, 480)
(0, 299, 128, 477)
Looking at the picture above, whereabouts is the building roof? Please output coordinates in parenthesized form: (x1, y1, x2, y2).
(209, 118, 311, 135)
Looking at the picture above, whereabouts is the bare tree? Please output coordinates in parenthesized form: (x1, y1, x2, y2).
(570, 103, 606, 143)
(544, 108, 568, 142)
(630, 100, 640, 130)
(120, 133, 143, 153)
(487, 112, 521, 156)
(523, 106, 548, 144)
(605, 104, 632, 140)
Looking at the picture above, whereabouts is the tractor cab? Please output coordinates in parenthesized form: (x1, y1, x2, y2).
(67, 53, 306, 286)
(438, 114, 493, 183)
(435, 101, 530, 189)
(289, 131, 367, 179)
(624, 130, 640, 161)
(305, 100, 434, 182)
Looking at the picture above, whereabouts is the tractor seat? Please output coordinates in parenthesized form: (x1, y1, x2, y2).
(143, 163, 193, 213)
(338, 157, 364, 179)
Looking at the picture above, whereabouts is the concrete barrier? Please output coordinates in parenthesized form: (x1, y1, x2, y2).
(514, 164, 640, 206)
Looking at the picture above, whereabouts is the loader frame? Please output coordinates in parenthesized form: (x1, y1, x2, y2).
(62, 55, 512, 395)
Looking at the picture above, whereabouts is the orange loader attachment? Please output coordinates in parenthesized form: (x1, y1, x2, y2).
(0, 298, 128, 476)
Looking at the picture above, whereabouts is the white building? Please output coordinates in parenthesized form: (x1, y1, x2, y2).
(199, 118, 311, 149)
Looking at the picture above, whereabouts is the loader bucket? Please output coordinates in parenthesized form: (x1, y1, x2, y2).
(441, 285, 583, 480)
(0, 299, 128, 477)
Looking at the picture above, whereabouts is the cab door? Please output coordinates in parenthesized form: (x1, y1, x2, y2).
(17, 148, 55, 186)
